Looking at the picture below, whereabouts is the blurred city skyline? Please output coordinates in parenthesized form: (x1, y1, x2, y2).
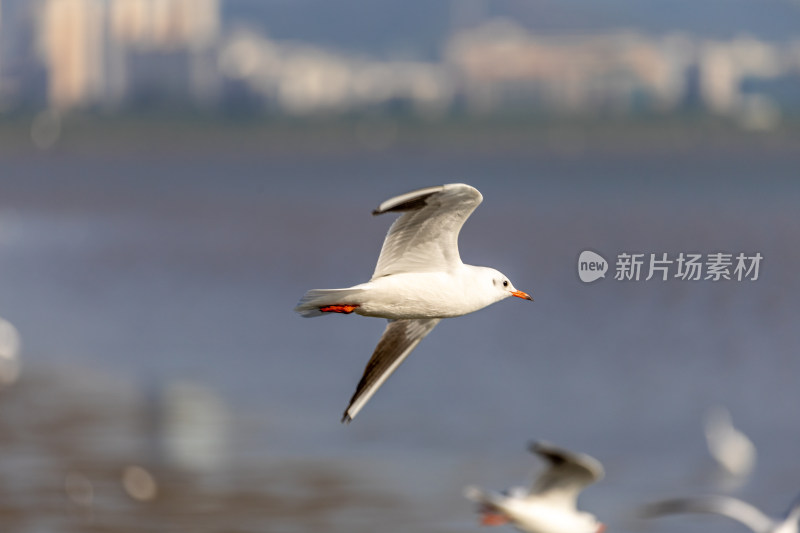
(0, 0, 799, 126)
(224, 0, 800, 49)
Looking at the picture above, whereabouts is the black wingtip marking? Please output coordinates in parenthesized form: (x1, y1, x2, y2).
(341, 412, 352, 424)
(373, 191, 437, 215)
(530, 441, 568, 465)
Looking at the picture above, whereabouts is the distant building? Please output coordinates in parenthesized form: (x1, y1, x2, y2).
(32, 0, 220, 111)
(109, 0, 220, 107)
(445, 20, 683, 114)
(1, 0, 46, 108)
(38, 0, 106, 110)
(698, 43, 738, 113)
(217, 29, 454, 115)
(109, 0, 218, 51)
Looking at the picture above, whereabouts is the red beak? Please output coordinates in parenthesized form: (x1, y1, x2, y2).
(511, 290, 532, 301)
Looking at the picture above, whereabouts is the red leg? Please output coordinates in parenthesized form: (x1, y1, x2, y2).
(319, 304, 359, 314)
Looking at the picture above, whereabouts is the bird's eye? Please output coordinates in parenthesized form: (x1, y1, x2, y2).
(502, 280, 509, 287)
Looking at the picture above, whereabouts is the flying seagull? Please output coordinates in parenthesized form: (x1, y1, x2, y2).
(464, 441, 605, 533)
(640, 493, 800, 533)
(295, 183, 532, 422)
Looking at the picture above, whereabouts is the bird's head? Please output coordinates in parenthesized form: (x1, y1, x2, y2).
(485, 268, 532, 302)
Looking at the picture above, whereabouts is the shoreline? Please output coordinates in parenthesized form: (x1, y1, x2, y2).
(1, 113, 800, 158)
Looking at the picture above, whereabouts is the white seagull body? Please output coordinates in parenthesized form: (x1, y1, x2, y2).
(464, 441, 605, 533)
(294, 183, 531, 422)
(640, 493, 800, 533)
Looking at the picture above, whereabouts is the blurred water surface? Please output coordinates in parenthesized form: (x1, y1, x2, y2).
(0, 125, 799, 532)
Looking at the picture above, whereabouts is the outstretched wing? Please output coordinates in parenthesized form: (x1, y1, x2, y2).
(527, 441, 604, 509)
(640, 496, 775, 533)
(371, 184, 482, 279)
(342, 318, 440, 423)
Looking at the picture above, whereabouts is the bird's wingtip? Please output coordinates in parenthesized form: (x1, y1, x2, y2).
(528, 440, 551, 454)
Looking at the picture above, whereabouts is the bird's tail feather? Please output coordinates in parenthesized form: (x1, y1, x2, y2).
(463, 486, 498, 506)
(294, 288, 365, 317)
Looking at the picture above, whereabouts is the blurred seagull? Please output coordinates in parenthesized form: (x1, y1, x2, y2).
(295, 183, 532, 423)
(705, 405, 757, 491)
(639, 493, 800, 533)
(0, 317, 21, 387)
(464, 441, 605, 533)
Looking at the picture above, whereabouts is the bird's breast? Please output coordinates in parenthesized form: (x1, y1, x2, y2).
(503, 500, 599, 533)
(357, 272, 485, 319)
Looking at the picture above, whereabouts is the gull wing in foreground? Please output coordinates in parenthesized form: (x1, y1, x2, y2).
(342, 318, 440, 422)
